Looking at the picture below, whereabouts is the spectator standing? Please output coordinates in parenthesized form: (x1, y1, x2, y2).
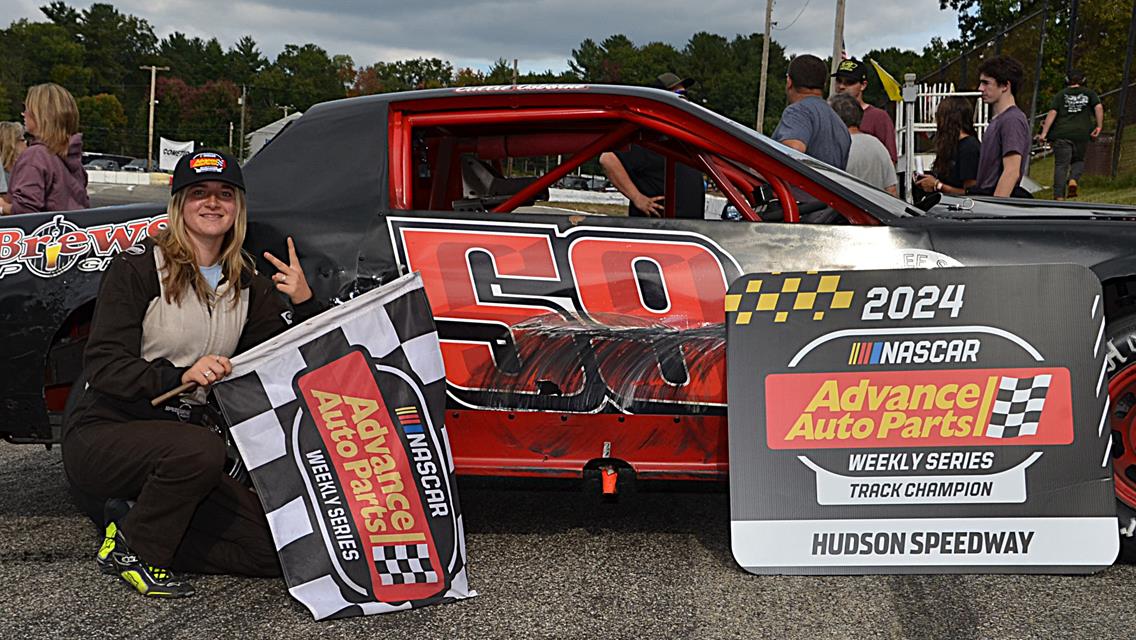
(599, 73, 705, 218)
(829, 93, 897, 195)
(0, 83, 89, 215)
(832, 58, 898, 163)
(914, 96, 981, 197)
(973, 56, 1032, 198)
(773, 54, 851, 169)
(1037, 70, 1103, 200)
(0, 122, 27, 197)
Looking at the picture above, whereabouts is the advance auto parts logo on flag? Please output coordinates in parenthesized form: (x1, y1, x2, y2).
(726, 265, 1117, 575)
(297, 348, 448, 602)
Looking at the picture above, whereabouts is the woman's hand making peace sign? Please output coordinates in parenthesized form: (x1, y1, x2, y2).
(264, 236, 313, 305)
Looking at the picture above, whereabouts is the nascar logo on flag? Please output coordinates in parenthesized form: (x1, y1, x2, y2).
(987, 374, 1051, 438)
(212, 273, 474, 620)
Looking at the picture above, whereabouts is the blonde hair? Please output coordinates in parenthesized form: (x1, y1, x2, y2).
(0, 122, 23, 172)
(154, 188, 251, 307)
(24, 83, 80, 157)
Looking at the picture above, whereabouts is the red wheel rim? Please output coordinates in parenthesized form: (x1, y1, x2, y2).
(1108, 364, 1136, 507)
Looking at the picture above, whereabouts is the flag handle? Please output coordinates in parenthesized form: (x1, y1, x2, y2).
(151, 382, 197, 407)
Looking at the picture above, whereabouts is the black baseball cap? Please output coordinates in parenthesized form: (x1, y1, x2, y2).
(171, 149, 244, 194)
(654, 72, 696, 92)
(831, 58, 868, 82)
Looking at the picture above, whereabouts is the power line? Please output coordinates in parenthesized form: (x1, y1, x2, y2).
(772, 0, 808, 31)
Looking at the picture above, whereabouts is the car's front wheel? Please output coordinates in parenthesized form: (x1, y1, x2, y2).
(1103, 312, 1136, 562)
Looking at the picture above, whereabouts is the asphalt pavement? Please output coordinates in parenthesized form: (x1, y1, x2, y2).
(0, 441, 1133, 639)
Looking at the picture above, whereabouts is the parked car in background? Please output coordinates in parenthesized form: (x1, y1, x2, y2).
(556, 175, 591, 190)
(82, 158, 119, 171)
(121, 158, 148, 172)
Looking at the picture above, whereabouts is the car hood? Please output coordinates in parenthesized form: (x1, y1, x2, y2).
(925, 195, 1136, 221)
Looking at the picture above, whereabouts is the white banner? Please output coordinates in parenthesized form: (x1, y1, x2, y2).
(158, 137, 194, 172)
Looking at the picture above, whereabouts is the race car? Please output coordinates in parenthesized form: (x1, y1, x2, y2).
(5, 84, 1136, 555)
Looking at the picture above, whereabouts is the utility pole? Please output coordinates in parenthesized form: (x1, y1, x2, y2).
(829, 0, 847, 96)
(238, 84, 247, 162)
(278, 105, 292, 118)
(509, 59, 519, 175)
(1066, 0, 1081, 77)
(1026, 0, 1050, 175)
(140, 65, 169, 172)
(228, 121, 233, 150)
(756, 0, 775, 133)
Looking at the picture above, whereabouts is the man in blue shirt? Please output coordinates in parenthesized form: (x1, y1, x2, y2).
(773, 54, 851, 170)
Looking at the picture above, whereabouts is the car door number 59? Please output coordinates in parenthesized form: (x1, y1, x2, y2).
(861, 284, 965, 321)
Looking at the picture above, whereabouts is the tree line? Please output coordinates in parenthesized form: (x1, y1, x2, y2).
(6, 1, 1130, 159)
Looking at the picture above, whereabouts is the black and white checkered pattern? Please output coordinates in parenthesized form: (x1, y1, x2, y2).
(375, 544, 438, 586)
(212, 273, 472, 620)
(986, 374, 1051, 438)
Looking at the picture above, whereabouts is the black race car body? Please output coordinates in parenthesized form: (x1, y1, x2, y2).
(4, 85, 1136, 497)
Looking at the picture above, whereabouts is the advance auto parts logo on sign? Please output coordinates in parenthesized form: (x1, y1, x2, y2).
(297, 349, 449, 602)
(0, 214, 167, 279)
(765, 368, 1073, 449)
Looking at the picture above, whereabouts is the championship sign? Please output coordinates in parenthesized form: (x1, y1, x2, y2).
(213, 273, 474, 618)
(727, 264, 1117, 574)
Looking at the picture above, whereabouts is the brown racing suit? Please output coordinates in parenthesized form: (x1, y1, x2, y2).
(62, 238, 323, 575)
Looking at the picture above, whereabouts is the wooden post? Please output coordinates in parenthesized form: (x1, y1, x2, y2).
(756, 0, 775, 133)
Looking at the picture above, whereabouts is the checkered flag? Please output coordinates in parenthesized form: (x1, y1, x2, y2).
(376, 544, 438, 586)
(986, 374, 1052, 438)
(213, 273, 474, 620)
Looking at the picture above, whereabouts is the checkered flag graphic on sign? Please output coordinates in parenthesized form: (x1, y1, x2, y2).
(986, 374, 1052, 438)
(376, 544, 438, 586)
(211, 273, 473, 620)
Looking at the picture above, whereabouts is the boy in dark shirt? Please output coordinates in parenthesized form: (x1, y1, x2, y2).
(973, 56, 1031, 198)
(1038, 70, 1103, 199)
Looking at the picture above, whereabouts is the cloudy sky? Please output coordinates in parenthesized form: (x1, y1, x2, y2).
(4, 0, 961, 73)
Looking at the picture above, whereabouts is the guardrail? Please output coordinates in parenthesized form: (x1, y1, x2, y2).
(86, 171, 170, 186)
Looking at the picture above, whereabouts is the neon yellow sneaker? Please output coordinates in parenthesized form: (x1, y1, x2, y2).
(97, 523, 195, 598)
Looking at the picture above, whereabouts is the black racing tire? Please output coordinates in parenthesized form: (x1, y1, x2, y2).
(1103, 312, 1136, 563)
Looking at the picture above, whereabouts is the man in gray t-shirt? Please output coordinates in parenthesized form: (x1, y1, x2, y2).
(773, 54, 851, 169)
(830, 93, 896, 194)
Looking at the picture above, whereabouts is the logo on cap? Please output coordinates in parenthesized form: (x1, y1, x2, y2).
(838, 60, 859, 73)
(189, 152, 225, 174)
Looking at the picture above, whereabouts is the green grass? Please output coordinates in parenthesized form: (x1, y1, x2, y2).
(1028, 125, 1136, 205)
(1029, 153, 1136, 205)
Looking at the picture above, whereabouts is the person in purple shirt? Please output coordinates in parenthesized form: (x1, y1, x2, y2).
(0, 83, 89, 215)
(974, 56, 1032, 198)
(832, 58, 897, 164)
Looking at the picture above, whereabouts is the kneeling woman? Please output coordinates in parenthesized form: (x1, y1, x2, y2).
(63, 150, 322, 598)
